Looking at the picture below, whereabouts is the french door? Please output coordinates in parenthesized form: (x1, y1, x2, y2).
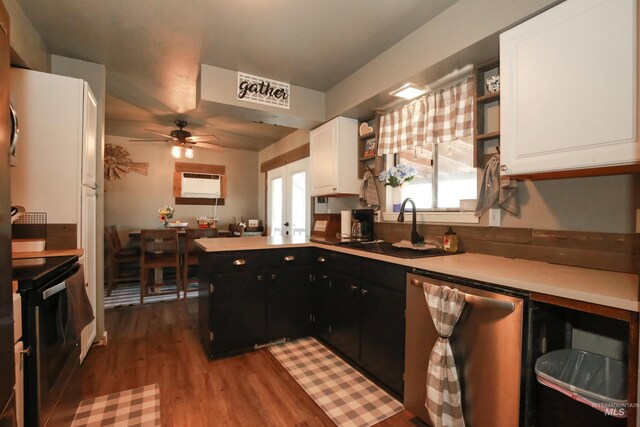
(267, 157, 309, 237)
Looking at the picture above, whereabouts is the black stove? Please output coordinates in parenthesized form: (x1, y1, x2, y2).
(12, 255, 80, 427)
(12, 255, 78, 291)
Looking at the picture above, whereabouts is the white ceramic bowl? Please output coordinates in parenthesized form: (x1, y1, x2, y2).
(168, 222, 188, 228)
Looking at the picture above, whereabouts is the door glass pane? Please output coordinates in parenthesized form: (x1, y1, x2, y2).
(270, 177, 283, 236)
(290, 171, 306, 236)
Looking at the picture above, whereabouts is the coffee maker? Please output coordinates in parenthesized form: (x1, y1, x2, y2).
(351, 208, 375, 241)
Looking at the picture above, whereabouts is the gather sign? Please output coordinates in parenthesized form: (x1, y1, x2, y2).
(237, 72, 290, 110)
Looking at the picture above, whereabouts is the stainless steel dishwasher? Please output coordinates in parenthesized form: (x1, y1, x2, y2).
(405, 270, 530, 427)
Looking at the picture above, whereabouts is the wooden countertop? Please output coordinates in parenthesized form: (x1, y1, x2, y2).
(12, 248, 85, 259)
(196, 236, 639, 312)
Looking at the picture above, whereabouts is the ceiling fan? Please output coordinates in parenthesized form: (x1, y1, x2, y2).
(130, 120, 221, 158)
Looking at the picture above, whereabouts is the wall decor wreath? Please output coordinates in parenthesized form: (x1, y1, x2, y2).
(104, 144, 149, 181)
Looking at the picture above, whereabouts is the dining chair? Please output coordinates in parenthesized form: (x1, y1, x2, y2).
(139, 229, 181, 304)
(104, 225, 140, 296)
(228, 223, 245, 237)
(181, 228, 219, 298)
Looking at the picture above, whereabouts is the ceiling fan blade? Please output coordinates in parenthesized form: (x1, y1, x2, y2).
(187, 134, 220, 142)
(144, 129, 174, 138)
(129, 139, 170, 142)
(193, 142, 223, 151)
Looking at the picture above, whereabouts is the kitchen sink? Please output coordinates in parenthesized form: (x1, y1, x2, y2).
(337, 240, 460, 259)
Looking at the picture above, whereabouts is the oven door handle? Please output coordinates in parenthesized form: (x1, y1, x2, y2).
(42, 282, 66, 300)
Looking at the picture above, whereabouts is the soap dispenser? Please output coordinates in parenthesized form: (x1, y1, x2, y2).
(443, 227, 458, 253)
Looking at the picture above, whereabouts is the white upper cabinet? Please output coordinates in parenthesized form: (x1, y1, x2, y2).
(500, 0, 637, 176)
(310, 116, 359, 196)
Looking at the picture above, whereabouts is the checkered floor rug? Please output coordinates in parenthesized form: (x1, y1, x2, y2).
(269, 337, 405, 427)
(104, 280, 198, 309)
(71, 384, 160, 427)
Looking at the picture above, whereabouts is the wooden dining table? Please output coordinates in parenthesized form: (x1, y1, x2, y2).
(128, 227, 231, 239)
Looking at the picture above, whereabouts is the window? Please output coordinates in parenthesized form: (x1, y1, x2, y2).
(397, 137, 477, 210)
(378, 76, 478, 215)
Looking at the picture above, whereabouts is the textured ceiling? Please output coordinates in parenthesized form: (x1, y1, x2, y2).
(15, 0, 458, 151)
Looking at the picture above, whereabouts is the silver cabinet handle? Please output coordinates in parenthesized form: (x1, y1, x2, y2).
(232, 259, 246, 266)
(500, 164, 508, 172)
(284, 255, 296, 262)
(350, 284, 358, 291)
(317, 256, 325, 263)
(9, 104, 18, 155)
(361, 289, 368, 296)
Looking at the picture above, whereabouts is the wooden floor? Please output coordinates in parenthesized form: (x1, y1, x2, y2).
(75, 298, 423, 426)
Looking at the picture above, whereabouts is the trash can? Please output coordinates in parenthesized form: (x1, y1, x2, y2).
(535, 349, 628, 427)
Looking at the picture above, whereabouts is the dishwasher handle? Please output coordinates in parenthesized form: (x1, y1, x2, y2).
(411, 278, 515, 313)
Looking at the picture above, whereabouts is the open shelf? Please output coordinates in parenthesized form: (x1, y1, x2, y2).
(476, 131, 500, 141)
(473, 58, 500, 169)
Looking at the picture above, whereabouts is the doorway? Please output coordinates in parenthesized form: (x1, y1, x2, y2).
(267, 157, 310, 237)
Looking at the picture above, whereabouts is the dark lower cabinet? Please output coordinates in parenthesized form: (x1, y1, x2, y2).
(267, 267, 312, 341)
(199, 247, 406, 397)
(314, 269, 332, 343)
(330, 272, 361, 362)
(312, 253, 407, 397)
(209, 271, 267, 356)
(360, 283, 406, 395)
(199, 249, 313, 358)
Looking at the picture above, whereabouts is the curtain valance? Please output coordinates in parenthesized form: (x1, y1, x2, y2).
(378, 76, 474, 155)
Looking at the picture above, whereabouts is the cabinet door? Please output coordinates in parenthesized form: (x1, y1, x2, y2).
(313, 269, 332, 342)
(209, 271, 267, 356)
(79, 186, 96, 362)
(310, 119, 338, 196)
(360, 283, 405, 395)
(330, 273, 360, 362)
(500, 0, 637, 175)
(267, 267, 312, 341)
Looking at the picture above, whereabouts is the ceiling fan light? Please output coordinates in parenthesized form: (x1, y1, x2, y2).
(185, 147, 194, 159)
(171, 145, 181, 158)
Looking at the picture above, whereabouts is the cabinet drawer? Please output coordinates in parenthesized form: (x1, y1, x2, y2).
(322, 251, 362, 276)
(203, 250, 265, 273)
(360, 259, 407, 294)
(268, 248, 313, 268)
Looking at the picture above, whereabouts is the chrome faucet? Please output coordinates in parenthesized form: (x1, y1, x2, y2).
(397, 198, 424, 245)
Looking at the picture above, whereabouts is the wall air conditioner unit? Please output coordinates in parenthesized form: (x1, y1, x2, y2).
(181, 172, 221, 198)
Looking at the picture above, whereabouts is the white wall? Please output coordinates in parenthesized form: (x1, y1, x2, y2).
(497, 175, 636, 233)
(105, 136, 259, 245)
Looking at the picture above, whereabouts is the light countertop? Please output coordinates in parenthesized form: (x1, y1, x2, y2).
(12, 248, 85, 259)
(195, 236, 639, 312)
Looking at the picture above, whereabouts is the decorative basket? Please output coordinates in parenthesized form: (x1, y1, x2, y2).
(197, 218, 218, 229)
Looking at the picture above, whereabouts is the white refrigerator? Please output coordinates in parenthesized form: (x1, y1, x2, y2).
(10, 68, 98, 362)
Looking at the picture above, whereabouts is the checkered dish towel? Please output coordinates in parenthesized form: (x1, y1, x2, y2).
(424, 283, 467, 427)
(359, 170, 380, 209)
(475, 154, 520, 217)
